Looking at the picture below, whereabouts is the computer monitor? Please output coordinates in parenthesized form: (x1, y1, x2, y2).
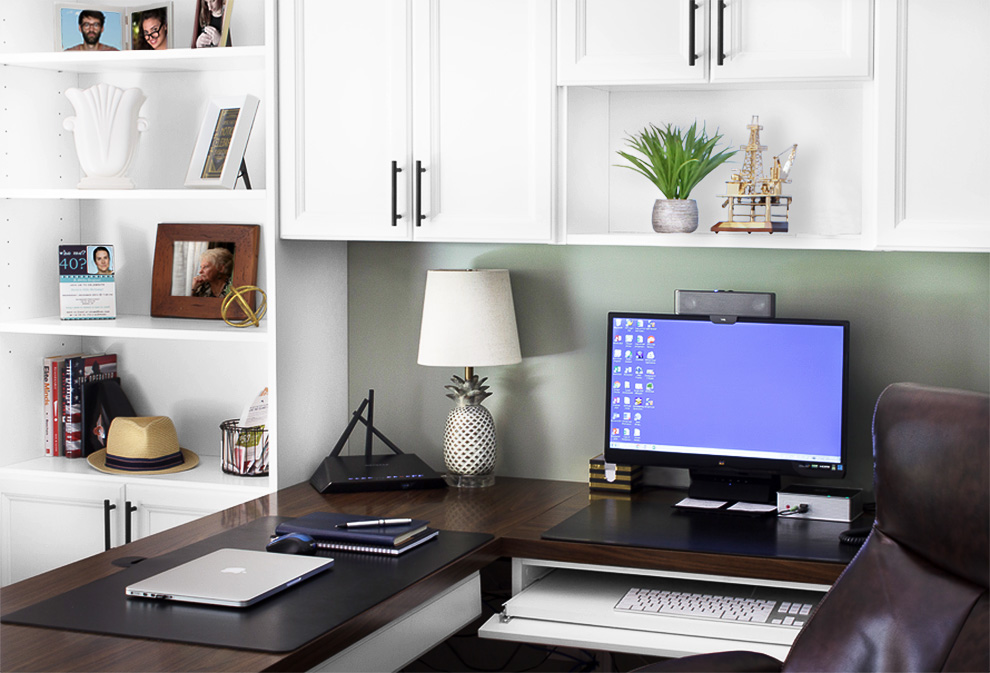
(603, 312, 849, 503)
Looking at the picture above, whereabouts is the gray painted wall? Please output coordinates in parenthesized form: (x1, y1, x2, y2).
(275, 239, 349, 488)
(347, 242, 989, 494)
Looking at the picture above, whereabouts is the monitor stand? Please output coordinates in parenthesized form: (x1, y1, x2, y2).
(688, 469, 780, 505)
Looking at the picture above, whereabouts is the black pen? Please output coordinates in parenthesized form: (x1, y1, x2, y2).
(337, 518, 412, 529)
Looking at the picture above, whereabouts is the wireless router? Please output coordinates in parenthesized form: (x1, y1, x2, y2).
(309, 390, 446, 493)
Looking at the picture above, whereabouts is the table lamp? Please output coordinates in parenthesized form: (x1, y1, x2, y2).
(417, 269, 522, 487)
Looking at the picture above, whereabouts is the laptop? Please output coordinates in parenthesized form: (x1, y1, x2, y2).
(125, 548, 334, 608)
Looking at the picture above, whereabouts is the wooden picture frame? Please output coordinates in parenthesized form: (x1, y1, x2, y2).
(56, 4, 125, 52)
(184, 95, 260, 189)
(151, 223, 260, 320)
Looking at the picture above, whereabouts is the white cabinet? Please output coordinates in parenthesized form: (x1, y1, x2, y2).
(873, 0, 990, 251)
(558, 0, 708, 85)
(558, 0, 872, 85)
(0, 0, 293, 585)
(0, 460, 267, 585)
(279, 0, 554, 243)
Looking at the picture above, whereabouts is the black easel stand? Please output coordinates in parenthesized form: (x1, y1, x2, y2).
(309, 390, 446, 493)
(237, 159, 252, 190)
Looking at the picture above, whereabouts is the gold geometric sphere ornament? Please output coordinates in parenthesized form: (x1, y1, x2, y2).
(221, 285, 267, 327)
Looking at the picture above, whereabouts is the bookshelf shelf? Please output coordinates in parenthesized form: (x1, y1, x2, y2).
(0, 315, 267, 342)
(2, 455, 269, 492)
(0, 189, 266, 200)
(0, 47, 266, 74)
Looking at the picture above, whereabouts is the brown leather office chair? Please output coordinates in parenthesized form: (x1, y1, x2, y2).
(641, 382, 989, 673)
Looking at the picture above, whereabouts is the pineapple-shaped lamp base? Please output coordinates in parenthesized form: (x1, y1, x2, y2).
(443, 373, 497, 488)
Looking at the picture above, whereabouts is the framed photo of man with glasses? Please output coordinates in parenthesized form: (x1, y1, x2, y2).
(129, 2, 172, 51)
(56, 4, 124, 52)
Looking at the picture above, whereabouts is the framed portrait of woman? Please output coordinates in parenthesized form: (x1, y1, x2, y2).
(191, 0, 233, 48)
(129, 2, 172, 50)
(151, 223, 260, 320)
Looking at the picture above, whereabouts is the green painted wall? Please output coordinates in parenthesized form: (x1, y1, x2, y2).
(348, 243, 989, 493)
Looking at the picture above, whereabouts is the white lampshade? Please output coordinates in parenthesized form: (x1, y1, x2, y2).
(417, 269, 522, 367)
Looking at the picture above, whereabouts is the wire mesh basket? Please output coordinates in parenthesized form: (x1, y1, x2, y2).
(220, 419, 269, 476)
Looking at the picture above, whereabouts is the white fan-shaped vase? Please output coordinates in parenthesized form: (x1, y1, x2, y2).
(64, 83, 149, 189)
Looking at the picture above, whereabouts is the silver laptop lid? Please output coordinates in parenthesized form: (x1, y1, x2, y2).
(126, 548, 334, 608)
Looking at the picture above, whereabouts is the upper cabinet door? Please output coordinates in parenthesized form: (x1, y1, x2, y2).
(874, 0, 989, 251)
(558, 0, 871, 85)
(279, 0, 412, 241)
(711, 0, 873, 82)
(411, 0, 554, 242)
(557, 0, 708, 85)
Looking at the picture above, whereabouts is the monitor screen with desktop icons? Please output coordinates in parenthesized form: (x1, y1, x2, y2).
(604, 313, 849, 502)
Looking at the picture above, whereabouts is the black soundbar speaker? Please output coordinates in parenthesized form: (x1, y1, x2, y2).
(675, 290, 776, 320)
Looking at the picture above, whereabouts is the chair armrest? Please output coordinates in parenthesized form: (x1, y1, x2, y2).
(634, 650, 783, 672)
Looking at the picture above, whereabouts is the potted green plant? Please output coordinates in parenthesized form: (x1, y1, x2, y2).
(616, 121, 736, 233)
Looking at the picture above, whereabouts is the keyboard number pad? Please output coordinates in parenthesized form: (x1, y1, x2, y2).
(769, 601, 815, 627)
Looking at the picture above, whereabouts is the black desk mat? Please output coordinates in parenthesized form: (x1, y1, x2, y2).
(542, 493, 861, 565)
(2, 517, 492, 652)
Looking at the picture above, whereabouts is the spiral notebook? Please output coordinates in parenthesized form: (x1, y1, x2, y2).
(311, 528, 439, 556)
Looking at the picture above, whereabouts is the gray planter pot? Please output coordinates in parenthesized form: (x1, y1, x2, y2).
(652, 198, 699, 233)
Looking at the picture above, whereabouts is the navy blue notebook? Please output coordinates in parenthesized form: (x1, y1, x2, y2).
(274, 511, 429, 546)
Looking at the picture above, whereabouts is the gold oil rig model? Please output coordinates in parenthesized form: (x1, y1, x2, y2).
(712, 116, 797, 234)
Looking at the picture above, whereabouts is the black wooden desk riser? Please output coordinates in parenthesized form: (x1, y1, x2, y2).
(2, 517, 491, 652)
(543, 490, 864, 565)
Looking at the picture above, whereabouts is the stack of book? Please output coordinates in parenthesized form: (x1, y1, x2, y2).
(42, 352, 131, 458)
(274, 512, 438, 556)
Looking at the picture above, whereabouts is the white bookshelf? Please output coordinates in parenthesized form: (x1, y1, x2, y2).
(0, 0, 281, 583)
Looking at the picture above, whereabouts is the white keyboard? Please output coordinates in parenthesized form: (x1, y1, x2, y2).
(615, 586, 818, 628)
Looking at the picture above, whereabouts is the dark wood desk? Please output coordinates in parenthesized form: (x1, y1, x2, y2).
(0, 479, 850, 672)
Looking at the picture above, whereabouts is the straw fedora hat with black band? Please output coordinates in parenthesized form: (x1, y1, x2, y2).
(87, 416, 199, 475)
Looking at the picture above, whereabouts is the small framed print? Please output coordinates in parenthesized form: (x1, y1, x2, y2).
(151, 223, 260, 320)
(191, 0, 234, 48)
(56, 4, 125, 52)
(129, 2, 172, 51)
(185, 95, 260, 190)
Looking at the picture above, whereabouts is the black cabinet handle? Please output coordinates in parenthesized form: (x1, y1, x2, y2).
(688, 1, 698, 66)
(103, 499, 116, 551)
(391, 161, 403, 226)
(125, 501, 138, 544)
(415, 160, 426, 225)
(716, 0, 726, 66)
